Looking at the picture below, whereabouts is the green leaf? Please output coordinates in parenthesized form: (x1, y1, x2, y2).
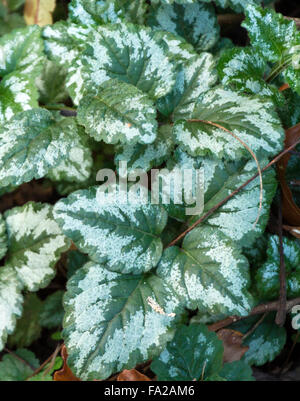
(256, 235, 300, 300)
(53, 187, 168, 274)
(0, 13, 25, 37)
(242, 4, 300, 94)
(67, 250, 89, 279)
(0, 349, 39, 381)
(28, 356, 63, 381)
(77, 79, 158, 145)
(47, 124, 93, 184)
(231, 314, 286, 366)
(0, 266, 23, 350)
(0, 109, 85, 187)
(218, 47, 284, 105)
(0, 72, 38, 124)
(173, 87, 284, 160)
(68, 0, 124, 25)
(218, 360, 255, 381)
(148, 2, 219, 52)
(63, 261, 181, 380)
(7, 294, 42, 348)
(37, 60, 69, 105)
(40, 291, 64, 329)
(157, 53, 217, 120)
(157, 227, 254, 316)
(151, 324, 223, 380)
(0, 25, 44, 77)
(81, 22, 177, 101)
(115, 124, 174, 176)
(0, 213, 7, 260)
(4, 202, 70, 291)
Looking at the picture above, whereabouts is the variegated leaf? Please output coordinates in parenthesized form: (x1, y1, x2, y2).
(4, 202, 70, 291)
(63, 262, 181, 380)
(173, 87, 284, 160)
(68, 0, 124, 25)
(81, 22, 177, 101)
(0, 109, 84, 187)
(77, 79, 158, 145)
(157, 227, 254, 316)
(148, 2, 219, 52)
(0, 214, 7, 260)
(53, 187, 168, 274)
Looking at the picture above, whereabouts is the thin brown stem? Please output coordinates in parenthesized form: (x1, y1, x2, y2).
(166, 136, 300, 249)
(242, 312, 268, 340)
(27, 344, 62, 380)
(208, 297, 300, 332)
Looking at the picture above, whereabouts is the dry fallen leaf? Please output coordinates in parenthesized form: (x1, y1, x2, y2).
(217, 329, 249, 363)
(53, 345, 81, 381)
(283, 225, 300, 239)
(117, 369, 151, 381)
(24, 0, 56, 26)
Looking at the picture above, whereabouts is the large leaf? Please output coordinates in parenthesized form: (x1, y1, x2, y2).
(173, 87, 284, 160)
(63, 262, 181, 380)
(0, 109, 84, 187)
(53, 187, 168, 274)
(0, 266, 23, 350)
(157, 227, 254, 316)
(151, 324, 223, 380)
(0, 213, 7, 260)
(81, 22, 177, 101)
(256, 235, 300, 300)
(4, 202, 70, 291)
(148, 2, 219, 52)
(157, 53, 217, 120)
(68, 0, 124, 25)
(77, 79, 158, 145)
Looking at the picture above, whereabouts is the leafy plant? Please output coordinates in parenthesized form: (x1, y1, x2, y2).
(0, 0, 299, 382)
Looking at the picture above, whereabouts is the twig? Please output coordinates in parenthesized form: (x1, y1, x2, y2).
(166, 136, 300, 249)
(4, 348, 35, 371)
(42, 343, 62, 377)
(275, 191, 287, 326)
(242, 312, 268, 340)
(208, 297, 300, 332)
(27, 344, 63, 380)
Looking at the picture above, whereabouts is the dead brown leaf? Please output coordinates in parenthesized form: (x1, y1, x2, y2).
(24, 0, 56, 26)
(283, 225, 300, 239)
(53, 345, 81, 381)
(217, 329, 249, 363)
(117, 369, 151, 381)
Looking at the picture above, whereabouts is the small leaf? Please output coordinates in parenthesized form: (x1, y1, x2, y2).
(77, 79, 158, 145)
(54, 187, 167, 274)
(0, 349, 39, 381)
(117, 369, 151, 381)
(24, 0, 56, 27)
(151, 324, 223, 381)
(63, 262, 181, 380)
(256, 235, 300, 300)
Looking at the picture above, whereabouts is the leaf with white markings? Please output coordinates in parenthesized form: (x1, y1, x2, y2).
(77, 79, 158, 145)
(151, 324, 223, 380)
(63, 262, 181, 380)
(4, 202, 70, 291)
(173, 87, 284, 160)
(53, 187, 168, 274)
(81, 22, 177, 101)
(68, 0, 124, 25)
(148, 2, 219, 52)
(157, 227, 254, 316)
(0, 214, 7, 260)
(0, 109, 85, 187)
